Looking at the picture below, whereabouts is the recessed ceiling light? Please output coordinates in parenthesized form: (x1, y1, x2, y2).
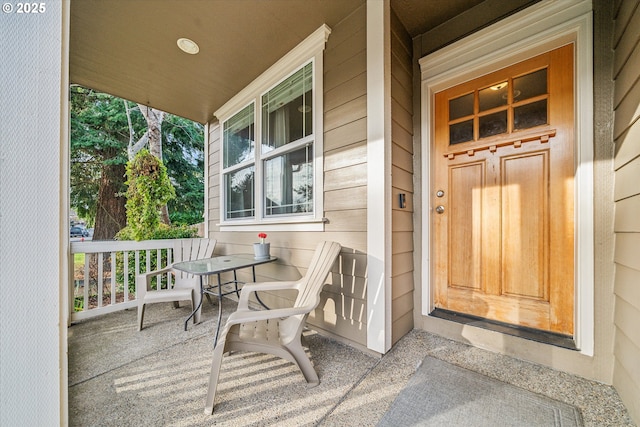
(490, 82, 508, 91)
(177, 37, 199, 55)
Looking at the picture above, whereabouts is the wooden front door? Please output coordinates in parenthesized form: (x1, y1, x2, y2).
(433, 44, 574, 336)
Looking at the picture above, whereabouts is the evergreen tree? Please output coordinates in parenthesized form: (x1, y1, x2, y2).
(163, 114, 205, 225)
(70, 86, 204, 238)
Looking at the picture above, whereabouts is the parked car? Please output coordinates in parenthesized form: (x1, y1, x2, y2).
(70, 226, 89, 238)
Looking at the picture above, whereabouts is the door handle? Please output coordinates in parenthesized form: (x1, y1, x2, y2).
(436, 205, 445, 214)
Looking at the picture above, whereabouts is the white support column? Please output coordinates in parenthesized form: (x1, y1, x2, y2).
(366, 0, 392, 353)
(0, 0, 68, 424)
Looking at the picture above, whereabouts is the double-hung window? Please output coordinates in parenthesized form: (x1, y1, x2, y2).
(217, 25, 330, 231)
(223, 103, 255, 219)
(261, 62, 313, 216)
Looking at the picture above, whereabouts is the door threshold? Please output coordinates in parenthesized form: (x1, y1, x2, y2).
(430, 308, 577, 350)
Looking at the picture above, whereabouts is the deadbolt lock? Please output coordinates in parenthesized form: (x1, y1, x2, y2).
(436, 190, 445, 198)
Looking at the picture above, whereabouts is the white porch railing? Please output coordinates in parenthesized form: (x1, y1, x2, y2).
(70, 239, 178, 322)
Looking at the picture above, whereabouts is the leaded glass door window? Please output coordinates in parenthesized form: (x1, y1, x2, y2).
(448, 68, 549, 145)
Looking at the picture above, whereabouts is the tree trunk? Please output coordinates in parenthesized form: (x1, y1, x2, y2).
(93, 162, 127, 240)
(139, 105, 164, 158)
(159, 203, 171, 225)
(125, 100, 148, 160)
(138, 104, 171, 225)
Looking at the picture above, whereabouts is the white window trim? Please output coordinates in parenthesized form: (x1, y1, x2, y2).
(203, 122, 211, 236)
(419, 0, 594, 355)
(216, 25, 331, 232)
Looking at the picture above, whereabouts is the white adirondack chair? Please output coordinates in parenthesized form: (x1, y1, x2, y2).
(137, 238, 216, 331)
(204, 240, 342, 414)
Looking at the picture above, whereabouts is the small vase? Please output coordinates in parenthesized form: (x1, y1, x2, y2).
(253, 243, 270, 260)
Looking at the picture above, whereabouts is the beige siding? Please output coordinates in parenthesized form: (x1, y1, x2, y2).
(315, 5, 368, 344)
(390, 8, 414, 344)
(613, 0, 640, 422)
(206, 4, 368, 347)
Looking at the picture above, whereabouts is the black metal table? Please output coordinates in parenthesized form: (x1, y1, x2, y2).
(173, 254, 277, 346)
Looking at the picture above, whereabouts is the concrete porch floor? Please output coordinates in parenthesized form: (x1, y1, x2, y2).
(68, 299, 634, 426)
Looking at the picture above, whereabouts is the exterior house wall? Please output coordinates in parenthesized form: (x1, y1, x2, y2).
(390, 8, 415, 344)
(612, 0, 640, 422)
(322, 5, 369, 345)
(206, 5, 369, 348)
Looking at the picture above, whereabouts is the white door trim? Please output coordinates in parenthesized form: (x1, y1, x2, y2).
(418, 0, 594, 355)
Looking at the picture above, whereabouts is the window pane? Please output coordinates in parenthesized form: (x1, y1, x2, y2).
(449, 120, 474, 145)
(449, 93, 473, 120)
(514, 99, 547, 130)
(264, 145, 313, 215)
(223, 104, 254, 168)
(262, 63, 313, 152)
(479, 82, 508, 111)
(225, 166, 254, 219)
(514, 69, 547, 101)
(479, 110, 507, 138)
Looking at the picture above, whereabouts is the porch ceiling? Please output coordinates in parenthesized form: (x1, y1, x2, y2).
(70, 0, 366, 123)
(69, 0, 525, 124)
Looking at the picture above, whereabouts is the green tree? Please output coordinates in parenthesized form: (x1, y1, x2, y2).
(70, 86, 144, 239)
(70, 86, 205, 238)
(162, 114, 205, 225)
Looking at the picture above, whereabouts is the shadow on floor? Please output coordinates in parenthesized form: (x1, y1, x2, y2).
(68, 301, 634, 426)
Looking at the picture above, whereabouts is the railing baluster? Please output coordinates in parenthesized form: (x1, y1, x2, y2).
(156, 249, 162, 289)
(135, 250, 140, 299)
(145, 250, 151, 290)
(97, 253, 104, 308)
(83, 257, 89, 312)
(145, 250, 151, 273)
(123, 251, 129, 302)
(110, 251, 116, 306)
(168, 249, 173, 289)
